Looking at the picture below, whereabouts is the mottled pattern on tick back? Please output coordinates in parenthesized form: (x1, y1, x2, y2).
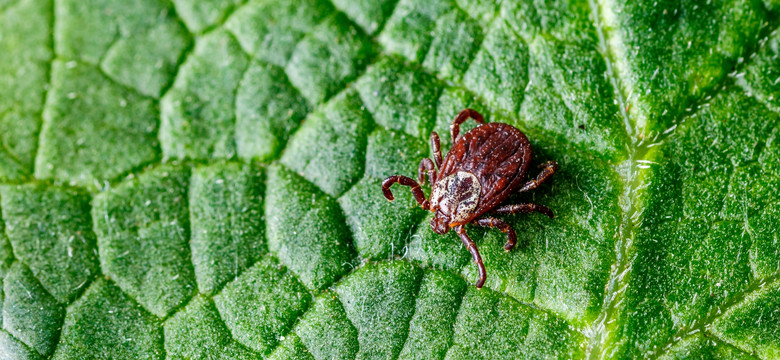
(438, 123, 532, 218)
(430, 171, 481, 225)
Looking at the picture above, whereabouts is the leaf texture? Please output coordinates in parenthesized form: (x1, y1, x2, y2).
(0, 0, 778, 359)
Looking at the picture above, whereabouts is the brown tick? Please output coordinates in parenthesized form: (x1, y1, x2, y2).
(382, 109, 558, 288)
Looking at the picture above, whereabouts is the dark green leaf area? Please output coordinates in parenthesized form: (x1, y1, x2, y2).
(165, 295, 260, 360)
(455, 0, 501, 23)
(712, 281, 780, 359)
(3, 263, 63, 356)
(0, 183, 98, 303)
(281, 90, 372, 197)
(235, 61, 310, 162)
(342, 128, 428, 261)
(0, 111, 38, 182)
(189, 161, 265, 294)
(364, 128, 428, 180)
(738, 28, 780, 113)
(295, 295, 359, 360)
(340, 176, 426, 260)
(398, 270, 467, 360)
(501, 0, 595, 42)
(0, 329, 43, 360)
(627, 88, 780, 357)
(356, 57, 441, 138)
(492, 154, 618, 325)
(52, 279, 163, 360)
(213, 256, 311, 355)
(0, 277, 3, 328)
(267, 334, 315, 360)
(379, 0, 454, 62)
(0, 0, 50, 117)
(335, 261, 423, 360)
(36, 60, 159, 188)
(462, 19, 527, 115)
(520, 37, 627, 160)
(265, 164, 355, 289)
(92, 164, 195, 317)
(422, 9, 483, 82)
(0, 234, 12, 279)
(747, 202, 780, 279)
(171, 0, 245, 33)
(331, 0, 396, 35)
(447, 287, 586, 359)
(610, 0, 764, 132)
(660, 334, 758, 360)
(160, 30, 249, 160)
(0, 0, 50, 181)
(56, 0, 189, 97)
(407, 215, 472, 272)
(225, 0, 334, 67)
(285, 13, 375, 105)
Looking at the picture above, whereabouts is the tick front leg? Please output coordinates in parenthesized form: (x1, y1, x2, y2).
(450, 109, 485, 143)
(382, 175, 429, 209)
(417, 158, 437, 185)
(455, 225, 486, 288)
(519, 160, 559, 193)
(473, 217, 518, 251)
(492, 203, 554, 219)
(430, 131, 442, 168)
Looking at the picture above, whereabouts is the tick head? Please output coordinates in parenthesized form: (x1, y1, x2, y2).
(430, 171, 481, 226)
(430, 211, 450, 235)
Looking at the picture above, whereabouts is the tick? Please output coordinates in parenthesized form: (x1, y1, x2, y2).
(381, 109, 558, 288)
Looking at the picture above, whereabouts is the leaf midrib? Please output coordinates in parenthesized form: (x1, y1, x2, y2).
(587, 0, 780, 357)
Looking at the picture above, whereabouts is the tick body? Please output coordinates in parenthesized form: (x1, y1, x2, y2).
(382, 109, 558, 288)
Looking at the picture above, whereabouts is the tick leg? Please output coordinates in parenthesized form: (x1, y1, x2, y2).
(473, 217, 518, 251)
(519, 160, 559, 193)
(382, 175, 429, 209)
(455, 225, 486, 288)
(417, 158, 437, 185)
(450, 109, 485, 143)
(492, 203, 554, 219)
(430, 131, 443, 168)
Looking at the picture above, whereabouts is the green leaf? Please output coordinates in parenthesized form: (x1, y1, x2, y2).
(164, 295, 260, 360)
(0, 0, 779, 359)
(52, 279, 163, 360)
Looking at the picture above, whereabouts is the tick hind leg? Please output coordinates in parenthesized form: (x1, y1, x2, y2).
(451, 109, 485, 143)
(455, 225, 486, 288)
(473, 217, 518, 251)
(519, 161, 558, 193)
(492, 203, 554, 219)
(382, 175, 429, 209)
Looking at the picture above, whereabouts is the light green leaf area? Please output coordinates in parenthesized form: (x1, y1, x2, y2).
(0, 0, 778, 359)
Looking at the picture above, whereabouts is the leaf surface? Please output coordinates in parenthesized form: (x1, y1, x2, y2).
(0, 0, 778, 359)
